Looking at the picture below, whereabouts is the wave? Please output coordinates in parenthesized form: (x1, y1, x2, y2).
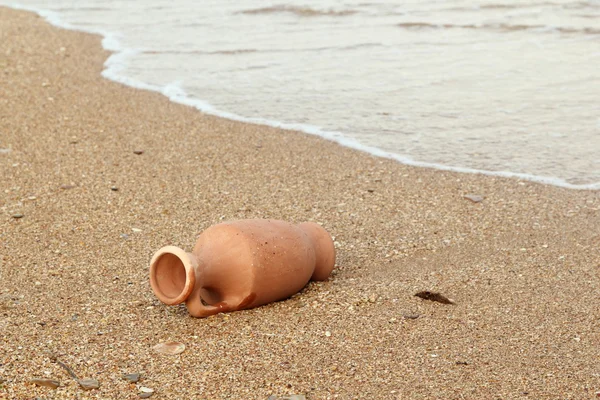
(398, 22, 542, 31)
(142, 42, 384, 56)
(141, 48, 260, 56)
(397, 21, 600, 35)
(53, 6, 110, 12)
(444, 1, 600, 11)
(238, 5, 357, 17)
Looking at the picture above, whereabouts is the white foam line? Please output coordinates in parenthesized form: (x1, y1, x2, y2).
(5, 3, 600, 191)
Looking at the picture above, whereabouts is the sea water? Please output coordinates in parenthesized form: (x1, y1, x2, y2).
(3, 0, 600, 189)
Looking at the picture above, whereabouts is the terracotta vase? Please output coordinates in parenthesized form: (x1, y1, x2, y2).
(149, 219, 336, 317)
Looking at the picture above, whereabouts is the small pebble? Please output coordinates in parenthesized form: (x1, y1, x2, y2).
(11, 214, 24, 219)
(153, 342, 185, 355)
(123, 373, 140, 383)
(139, 393, 153, 399)
(60, 184, 76, 190)
(464, 194, 484, 203)
(139, 386, 154, 394)
(30, 378, 60, 389)
(133, 150, 144, 155)
(78, 378, 99, 390)
(111, 186, 119, 191)
(414, 291, 455, 305)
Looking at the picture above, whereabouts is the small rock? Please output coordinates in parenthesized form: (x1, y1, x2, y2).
(132, 228, 142, 233)
(123, 373, 140, 383)
(78, 378, 99, 390)
(120, 233, 129, 239)
(464, 194, 484, 203)
(415, 291, 455, 305)
(11, 214, 24, 219)
(153, 342, 185, 355)
(368, 294, 377, 303)
(403, 314, 420, 320)
(139, 387, 154, 397)
(325, 331, 331, 337)
(30, 378, 60, 389)
(0, 148, 11, 154)
(111, 186, 119, 191)
(455, 361, 469, 365)
(133, 150, 144, 155)
(60, 184, 77, 190)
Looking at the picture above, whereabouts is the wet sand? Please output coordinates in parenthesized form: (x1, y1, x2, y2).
(1, 7, 599, 399)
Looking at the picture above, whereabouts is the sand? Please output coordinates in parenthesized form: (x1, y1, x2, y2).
(1, 7, 599, 400)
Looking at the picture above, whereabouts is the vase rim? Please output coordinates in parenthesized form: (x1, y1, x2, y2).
(149, 246, 196, 305)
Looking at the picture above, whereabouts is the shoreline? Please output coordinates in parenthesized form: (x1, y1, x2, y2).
(4, 3, 600, 191)
(1, 7, 600, 399)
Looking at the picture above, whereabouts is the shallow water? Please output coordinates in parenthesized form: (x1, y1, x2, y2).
(4, 0, 600, 188)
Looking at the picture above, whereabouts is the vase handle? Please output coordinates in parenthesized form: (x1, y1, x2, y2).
(185, 292, 231, 318)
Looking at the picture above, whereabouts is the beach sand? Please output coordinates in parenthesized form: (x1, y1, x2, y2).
(1, 7, 599, 399)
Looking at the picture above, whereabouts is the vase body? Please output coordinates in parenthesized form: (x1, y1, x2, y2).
(149, 219, 335, 317)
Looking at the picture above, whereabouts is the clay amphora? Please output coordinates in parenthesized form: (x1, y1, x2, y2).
(149, 219, 336, 317)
